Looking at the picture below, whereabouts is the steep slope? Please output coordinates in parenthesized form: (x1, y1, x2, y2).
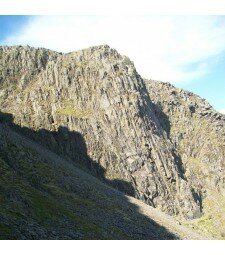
(0, 45, 201, 219)
(0, 117, 205, 240)
(145, 79, 225, 238)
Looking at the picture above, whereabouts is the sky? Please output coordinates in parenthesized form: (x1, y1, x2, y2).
(0, 15, 225, 113)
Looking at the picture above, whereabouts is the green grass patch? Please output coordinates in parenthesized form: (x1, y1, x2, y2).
(56, 102, 92, 119)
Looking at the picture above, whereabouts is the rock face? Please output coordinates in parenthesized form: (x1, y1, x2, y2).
(145, 80, 225, 236)
(145, 79, 225, 197)
(1, 45, 218, 220)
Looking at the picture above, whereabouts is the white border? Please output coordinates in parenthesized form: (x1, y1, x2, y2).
(1, 240, 225, 255)
(0, 0, 225, 15)
(1, 0, 225, 254)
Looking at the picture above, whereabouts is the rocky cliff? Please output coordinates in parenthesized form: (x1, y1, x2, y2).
(0, 46, 225, 234)
(0, 45, 203, 220)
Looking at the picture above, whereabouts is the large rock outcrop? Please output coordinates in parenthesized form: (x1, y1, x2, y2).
(0, 45, 204, 219)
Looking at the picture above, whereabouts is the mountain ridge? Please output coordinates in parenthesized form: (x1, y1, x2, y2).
(0, 44, 201, 218)
(0, 45, 225, 239)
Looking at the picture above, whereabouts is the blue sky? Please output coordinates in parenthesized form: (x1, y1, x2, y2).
(0, 15, 225, 113)
(177, 56, 225, 112)
(0, 16, 30, 41)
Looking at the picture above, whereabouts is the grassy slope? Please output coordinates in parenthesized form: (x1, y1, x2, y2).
(182, 191, 225, 239)
(0, 123, 183, 240)
(0, 123, 207, 240)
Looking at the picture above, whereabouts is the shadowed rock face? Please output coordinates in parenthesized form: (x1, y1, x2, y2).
(0, 114, 180, 240)
(0, 113, 207, 240)
(0, 45, 202, 219)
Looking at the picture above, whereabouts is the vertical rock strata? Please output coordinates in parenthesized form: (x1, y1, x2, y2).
(0, 45, 203, 218)
(145, 80, 225, 197)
